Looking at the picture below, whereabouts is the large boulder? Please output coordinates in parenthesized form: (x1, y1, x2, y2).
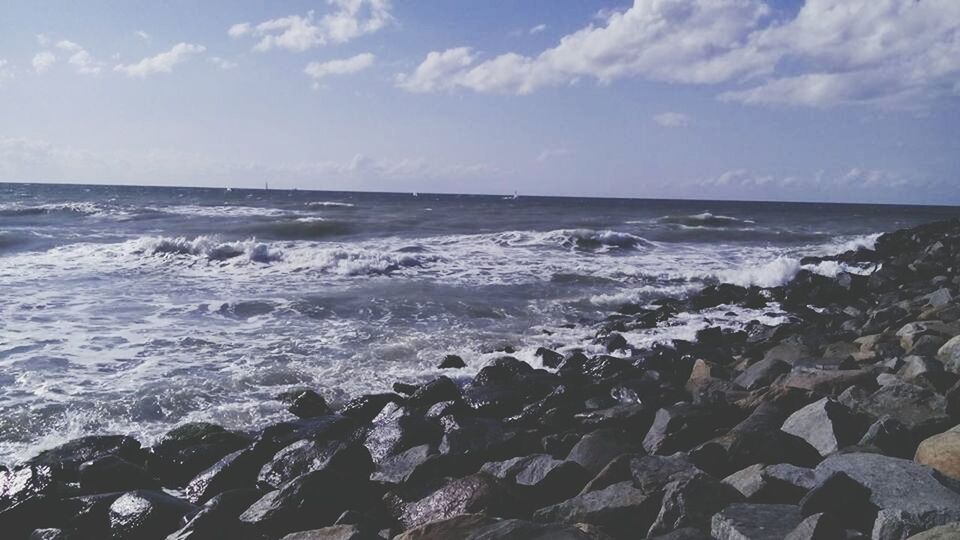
(396, 473, 524, 530)
(79, 456, 160, 493)
(166, 488, 264, 540)
(148, 422, 251, 486)
(184, 448, 268, 504)
(567, 429, 644, 474)
(394, 513, 607, 540)
(722, 463, 817, 504)
(257, 439, 372, 489)
(480, 454, 590, 506)
(939, 336, 960, 374)
(532, 480, 662, 539)
(643, 404, 733, 455)
(711, 503, 804, 540)
(647, 472, 744, 536)
(915, 427, 960, 482)
(814, 452, 960, 539)
(843, 382, 951, 440)
(26, 436, 144, 482)
(363, 403, 440, 463)
(906, 522, 960, 539)
(108, 490, 197, 540)
(278, 525, 381, 540)
(734, 359, 791, 391)
(780, 397, 869, 456)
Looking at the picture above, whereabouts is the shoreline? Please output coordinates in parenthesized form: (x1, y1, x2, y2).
(2, 218, 960, 539)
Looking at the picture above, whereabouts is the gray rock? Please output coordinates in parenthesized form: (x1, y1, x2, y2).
(398, 473, 524, 530)
(815, 452, 960, 539)
(939, 336, 960, 374)
(735, 359, 791, 391)
(363, 403, 439, 463)
(711, 503, 804, 540)
(906, 522, 960, 539)
(532, 480, 662, 538)
(370, 444, 435, 485)
(78, 455, 160, 494)
(780, 397, 869, 456)
(648, 472, 744, 536)
(846, 382, 951, 439)
(108, 490, 197, 540)
(257, 439, 372, 489)
(566, 429, 643, 475)
(481, 454, 590, 497)
(784, 513, 845, 540)
(394, 513, 606, 540)
(278, 525, 380, 540)
(643, 404, 728, 455)
(722, 463, 817, 503)
(923, 288, 954, 309)
(858, 416, 915, 459)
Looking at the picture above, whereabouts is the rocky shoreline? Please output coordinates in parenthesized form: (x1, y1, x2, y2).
(4, 218, 960, 540)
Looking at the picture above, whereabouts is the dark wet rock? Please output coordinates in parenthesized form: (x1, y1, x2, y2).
(396, 473, 524, 530)
(148, 423, 251, 486)
(437, 415, 526, 460)
(393, 382, 420, 396)
(814, 452, 960, 539)
(723, 463, 817, 504)
(735, 358, 791, 391)
(108, 490, 197, 540)
(567, 429, 644, 475)
(462, 385, 530, 417)
(780, 397, 870, 456)
(338, 393, 403, 423)
(438, 354, 466, 369)
(649, 528, 712, 540)
(405, 376, 461, 409)
(257, 439, 373, 489)
(278, 525, 381, 539)
(473, 357, 534, 386)
(535, 347, 565, 369)
(29, 529, 71, 540)
(280, 390, 332, 419)
(26, 435, 144, 482)
(598, 333, 628, 352)
(845, 381, 951, 440)
(0, 465, 58, 513)
(78, 455, 160, 493)
(643, 403, 733, 455)
(799, 471, 877, 533)
(166, 488, 264, 540)
(370, 444, 435, 485)
(532, 480, 662, 538)
(648, 472, 744, 536)
(778, 367, 877, 396)
(393, 513, 607, 540)
(858, 415, 916, 459)
(185, 447, 270, 505)
(239, 470, 373, 537)
(55, 491, 126, 538)
(481, 454, 591, 506)
(711, 503, 804, 540)
(363, 403, 440, 463)
(784, 512, 845, 540)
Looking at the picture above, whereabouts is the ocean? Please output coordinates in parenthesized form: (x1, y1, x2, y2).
(1, 182, 957, 464)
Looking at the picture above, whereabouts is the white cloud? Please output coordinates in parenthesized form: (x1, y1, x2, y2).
(395, 47, 477, 93)
(305, 53, 375, 84)
(36, 33, 50, 46)
(399, 0, 960, 110)
(135, 30, 150, 41)
(114, 43, 206, 78)
(208, 57, 238, 70)
(697, 167, 931, 197)
(55, 40, 82, 52)
(536, 148, 572, 163)
(653, 112, 691, 128)
(228, 22, 252, 38)
(0, 59, 13, 84)
(233, 0, 393, 53)
(529, 24, 547, 35)
(52, 40, 104, 74)
(32, 52, 56, 73)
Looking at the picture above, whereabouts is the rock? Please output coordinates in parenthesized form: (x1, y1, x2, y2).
(0, 465, 57, 513)
(473, 357, 534, 386)
(599, 333, 628, 352)
(710, 503, 804, 540)
(184, 448, 268, 504)
(897, 321, 959, 352)
(26, 435, 143, 482)
(907, 522, 960, 539)
(438, 354, 466, 369)
(567, 429, 644, 475)
(780, 397, 869, 456)
(915, 428, 960, 481)
(649, 528, 712, 540)
(283, 390, 331, 419)
(363, 403, 439, 463)
(814, 452, 960, 539)
(29, 530, 71, 540)
(939, 336, 960, 374)
(397, 473, 524, 530)
(735, 359, 791, 391)
(257, 439, 373, 489)
(481, 454, 590, 506)
(923, 288, 954, 309)
(338, 393, 403, 422)
(647, 472, 744, 536)
(370, 444, 436, 485)
(778, 368, 876, 396)
(799, 472, 877, 532)
(239, 470, 372, 537)
(846, 382, 951, 440)
(148, 423, 251, 486)
(406, 377, 461, 409)
(643, 404, 730, 455)
(858, 416, 916, 459)
(165, 488, 264, 540)
(108, 490, 197, 540)
(722, 463, 817, 504)
(763, 343, 811, 365)
(535, 347, 565, 369)
(393, 513, 606, 540)
(533, 480, 662, 538)
(437, 415, 524, 460)
(783, 513, 845, 540)
(78, 456, 160, 493)
(909, 335, 948, 356)
(278, 525, 380, 540)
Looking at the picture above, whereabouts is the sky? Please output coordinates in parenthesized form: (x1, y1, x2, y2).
(0, 0, 958, 204)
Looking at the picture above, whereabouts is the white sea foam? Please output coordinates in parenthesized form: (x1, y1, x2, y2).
(717, 256, 802, 288)
(305, 201, 355, 208)
(154, 204, 294, 218)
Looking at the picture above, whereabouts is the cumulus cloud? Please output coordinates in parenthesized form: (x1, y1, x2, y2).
(529, 24, 547, 35)
(114, 43, 206, 78)
(395, 47, 477, 92)
(32, 52, 56, 73)
(399, 0, 960, 110)
(305, 53, 375, 84)
(695, 167, 935, 202)
(231, 0, 393, 53)
(53, 40, 105, 75)
(653, 112, 691, 128)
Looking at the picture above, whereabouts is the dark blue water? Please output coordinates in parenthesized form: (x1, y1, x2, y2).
(1, 182, 957, 463)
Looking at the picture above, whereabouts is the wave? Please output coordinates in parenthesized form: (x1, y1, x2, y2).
(822, 233, 881, 254)
(153, 205, 293, 218)
(241, 218, 351, 240)
(133, 235, 282, 263)
(716, 256, 802, 288)
(657, 212, 755, 228)
(305, 201, 355, 208)
(550, 229, 654, 251)
(0, 231, 32, 252)
(0, 202, 110, 218)
(310, 248, 438, 276)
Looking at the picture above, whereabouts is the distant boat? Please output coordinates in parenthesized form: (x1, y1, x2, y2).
(412, 191, 419, 197)
(502, 191, 519, 200)
(225, 187, 233, 192)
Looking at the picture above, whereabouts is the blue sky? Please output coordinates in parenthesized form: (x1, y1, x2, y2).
(0, 0, 958, 204)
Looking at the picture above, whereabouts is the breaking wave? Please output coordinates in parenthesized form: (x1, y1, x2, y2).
(241, 218, 351, 240)
(133, 235, 282, 263)
(0, 202, 110, 218)
(305, 201, 355, 208)
(657, 212, 756, 227)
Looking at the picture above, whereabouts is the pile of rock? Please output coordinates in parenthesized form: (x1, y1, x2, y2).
(3, 218, 960, 539)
